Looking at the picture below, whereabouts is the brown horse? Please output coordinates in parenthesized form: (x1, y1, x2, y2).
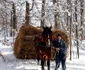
(34, 27, 54, 70)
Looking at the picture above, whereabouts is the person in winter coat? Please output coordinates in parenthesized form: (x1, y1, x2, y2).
(53, 34, 67, 70)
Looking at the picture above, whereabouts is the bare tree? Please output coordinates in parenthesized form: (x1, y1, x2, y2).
(25, 1, 30, 25)
(80, 0, 84, 42)
(11, 3, 17, 36)
(29, 0, 34, 11)
(10, 11, 12, 37)
(74, 0, 79, 59)
(0, 0, 10, 41)
(53, 0, 60, 29)
(67, 0, 72, 60)
(41, 0, 45, 27)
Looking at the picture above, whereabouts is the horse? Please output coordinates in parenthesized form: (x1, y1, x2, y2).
(34, 27, 54, 70)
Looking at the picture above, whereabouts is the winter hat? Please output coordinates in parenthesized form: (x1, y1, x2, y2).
(57, 34, 62, 37)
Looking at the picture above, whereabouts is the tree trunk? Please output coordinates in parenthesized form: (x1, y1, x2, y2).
(41, 0, 45, 27)
(5, 13, 8, 37)
(66, 13, 68, 28)
(67, 0, 72, 60)
(4, 2, 8, 37)
(76, 25, 79, 58)
(75, 0, 79, 58)
(3, 17, 6, 42)
(67, 0, 71, 31)
(69, 16, 72, 60)
(10, 11, 13, 37)
(25, 1, 30, 25)
(80, 0, 84, 42)
(53, 0, 60, 29)
(12, 3, 17, 36)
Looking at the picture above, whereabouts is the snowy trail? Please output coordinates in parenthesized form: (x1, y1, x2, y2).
(0, 41, 85, 70)
(5, 59, 85, 70)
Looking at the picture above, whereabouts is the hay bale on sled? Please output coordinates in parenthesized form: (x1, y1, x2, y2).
(14, 25, 69, 59)
(51, 29, 70, 59)
(14, 24, 42, 59)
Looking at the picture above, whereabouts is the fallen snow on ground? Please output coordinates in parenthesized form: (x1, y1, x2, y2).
(0, 37, 85, 70)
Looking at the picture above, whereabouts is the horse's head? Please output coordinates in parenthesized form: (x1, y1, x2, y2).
(41, 27, 53, 47)
(42, 27, 52, 38)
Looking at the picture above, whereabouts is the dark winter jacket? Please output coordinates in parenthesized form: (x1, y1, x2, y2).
(53, 39, 66, 54)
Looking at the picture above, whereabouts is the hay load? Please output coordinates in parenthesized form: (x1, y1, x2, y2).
(14, 24, 42, 59)
(14, 25, 69, 59)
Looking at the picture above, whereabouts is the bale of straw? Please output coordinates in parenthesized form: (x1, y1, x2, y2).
(14, 24, 42, 59)
(14, 25, 69, 59)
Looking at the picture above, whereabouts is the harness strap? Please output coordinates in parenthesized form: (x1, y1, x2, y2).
(41, 34, 44, 42)
(41, 34, 54, 42)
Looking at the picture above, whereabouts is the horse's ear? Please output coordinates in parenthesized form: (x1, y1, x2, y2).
(50, 26, 52, 29)
(42, 26, 45, 29)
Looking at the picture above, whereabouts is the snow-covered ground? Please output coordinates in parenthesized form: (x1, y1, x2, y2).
(0, 37, 85, 70)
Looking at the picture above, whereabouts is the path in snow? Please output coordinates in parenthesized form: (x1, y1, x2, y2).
(0, 42, 85, 70)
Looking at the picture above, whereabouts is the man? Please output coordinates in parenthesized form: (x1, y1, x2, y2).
(53, 34, 66, 70)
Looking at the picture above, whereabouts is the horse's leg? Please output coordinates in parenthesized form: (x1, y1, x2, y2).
(36, 47, 40, 65)
(41, 59, 44, 70)
(43, 55, 46, 66)
(37, 55, 40, 65)
(47, 59, 50, 70)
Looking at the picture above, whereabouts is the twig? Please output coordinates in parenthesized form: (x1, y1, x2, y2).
(0, 52, 5, 62)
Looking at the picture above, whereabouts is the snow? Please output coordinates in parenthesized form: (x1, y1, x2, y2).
(0, 36, 85, 70)
(0, 0, 85, 69)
